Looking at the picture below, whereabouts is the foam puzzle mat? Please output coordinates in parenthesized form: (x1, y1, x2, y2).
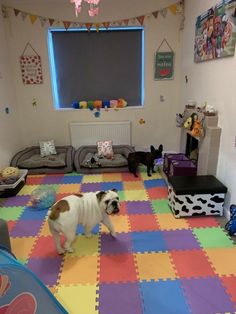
(1, 167, 236, 314)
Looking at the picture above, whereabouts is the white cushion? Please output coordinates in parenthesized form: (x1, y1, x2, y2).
(39, 140, 57, 157)
(97, 140, 114, 159)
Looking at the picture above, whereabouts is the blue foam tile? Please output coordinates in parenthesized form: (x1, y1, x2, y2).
(60, 175, 83, 184)
(76, 224, 100, 235)
(20, 207, 48, 220)
(140, 280, 191, 314)
(131, 231, 167, 253)
(100, 182, 123, 191)
(144, 179, 167, 189)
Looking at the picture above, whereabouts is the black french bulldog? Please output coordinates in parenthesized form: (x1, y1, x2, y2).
(128, 145, 163, 177)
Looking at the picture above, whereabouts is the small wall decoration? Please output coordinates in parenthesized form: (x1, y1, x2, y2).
(154, 39, 174, 80)
(194, 0, 236, 63)
(20, 43, 43, 84)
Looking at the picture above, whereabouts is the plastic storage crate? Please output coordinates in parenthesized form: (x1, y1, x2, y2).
(169, 160, 197, 177)
(0, 169, 28, 197)
(163, 153, 189, 177)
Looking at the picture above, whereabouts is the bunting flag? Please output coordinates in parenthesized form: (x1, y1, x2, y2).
(39, 16, 47, 27)
(152, 11, 159, 19)
(63, 21, 71, 30)
(160, 8, 167, 18)
(2, 1, 185, 31)
(14, 8, 20, 17)
(168, 4, 178, 15)
(30, 14, 37, 24)
(136, 15, 145, 25)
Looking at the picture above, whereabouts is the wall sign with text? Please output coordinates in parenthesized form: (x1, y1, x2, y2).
(154, 51, 174, 80)
(20, 43, 43, 85)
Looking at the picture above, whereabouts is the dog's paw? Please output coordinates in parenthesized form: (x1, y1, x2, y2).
(57, 248, 65, 255)
(65, 246, 74, 253)
(148, 173, 152, 176)
(111, 231, 117, 238)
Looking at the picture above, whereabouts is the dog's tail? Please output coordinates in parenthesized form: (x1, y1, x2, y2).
(49, 199, 69, 220)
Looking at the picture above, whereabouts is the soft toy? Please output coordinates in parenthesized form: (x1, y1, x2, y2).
(94, 100, 102, 109)
(1, 167, 19, 179)
(225, 204, 236, 236)
(184, 116, 192, 130)
(79, 101, 87, 109)
(117, 98, 127, 108)
(176, 113, 184, 127)
(191, 119, 204, 137)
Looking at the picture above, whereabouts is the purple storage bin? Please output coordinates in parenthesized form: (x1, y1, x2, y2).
(169, 160, 197, 177)
(163, 153, 189, 176)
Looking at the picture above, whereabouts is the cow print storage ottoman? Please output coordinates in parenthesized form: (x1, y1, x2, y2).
(168, 175, 227, 218)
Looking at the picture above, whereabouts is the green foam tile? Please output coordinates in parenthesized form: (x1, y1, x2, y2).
(193, 227, 235, 248)
(0, 206, 24, 221)
(151, 200, 171, 214)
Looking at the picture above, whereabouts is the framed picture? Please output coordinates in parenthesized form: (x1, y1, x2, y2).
(194, 0, 236, 63)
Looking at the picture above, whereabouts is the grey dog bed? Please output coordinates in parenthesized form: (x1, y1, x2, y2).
(74, 145, 135, 173)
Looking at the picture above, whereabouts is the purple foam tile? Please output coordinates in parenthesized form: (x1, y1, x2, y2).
(27, 257, 63, 286)
(100, 233, 133, 255)
(80, 183, 102, 192)
(41, 175, 63, 184)
(3, 195, 30, 207)
(162, 230, 200, 250)
(181, 277, 235, 314)
(98, 282, 143, 314)
(10, 220, 43, 237)
(126, 201, 153, 214)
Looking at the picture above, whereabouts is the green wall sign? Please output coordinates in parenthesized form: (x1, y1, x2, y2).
(154, 51, 174, 80)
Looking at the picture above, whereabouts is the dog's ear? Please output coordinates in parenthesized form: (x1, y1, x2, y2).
(96, 191, 106, 202)
(111, 188, 118, 193)
(158, 144, 163, 152)
(150, 145, 155, 153)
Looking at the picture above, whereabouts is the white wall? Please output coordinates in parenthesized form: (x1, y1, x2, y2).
(0, 0, 22, 168)
(181, 0, 236, 217)
(2, 0, 182, 152)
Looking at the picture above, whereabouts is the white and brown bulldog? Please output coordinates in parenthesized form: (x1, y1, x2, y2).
(48, 189, 119, 254)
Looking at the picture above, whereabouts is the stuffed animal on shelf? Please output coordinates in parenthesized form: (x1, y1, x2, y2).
(191, 119, 204, 137)
(225, 204, 236, 236)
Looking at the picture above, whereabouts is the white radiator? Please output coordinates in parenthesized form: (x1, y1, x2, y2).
(69, 121, 131, 149)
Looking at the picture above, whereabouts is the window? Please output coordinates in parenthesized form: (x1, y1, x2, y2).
(48, 27, 144, 109)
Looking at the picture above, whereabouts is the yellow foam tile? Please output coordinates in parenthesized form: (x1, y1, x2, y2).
(102, 173, 122, 181)
(11, 237, 36, 259)
(140, 171, 162, 180)
(66, 235, 99, 257)
(205, 247, 236, 276)
(17, 185, 39, 195)
(82, 174, 103, 183)
(100, 215, 130, 233)
(123, 181, 145, 190)
(156, 213, 189, 230)
(59, 256, 98, 285)
(135, 252, 177, 280)
(39, 220, 51, 236)
(55, 284, 98, 314)
(57, 184, 80, 194)
(124, 190, 148, 201)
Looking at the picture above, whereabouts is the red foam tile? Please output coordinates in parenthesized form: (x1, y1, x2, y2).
(119, 202, 127, 215)
(56, 193, 71, 201)
(221, 276, 236, 303)
(129, 214, 159, 232)
(147, 187, 168, 200)
(30, 236, 61, 258)
(7, 220, 16, 232)
(170, 249, 215, 278)
(26, 176, 44, 185)
(185, 216, 220, 228)
(100, 253, 138, 283)
(121, 173, 140, 181)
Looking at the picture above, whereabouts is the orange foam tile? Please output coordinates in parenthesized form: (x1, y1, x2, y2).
(205, 247, 236, 276)
(100, 215, 130, 233)
(102, 173, 122, 181)
(129, 214, 159, 232)
(68, 235, 99, 257)
(11, 237, 36, 259)
(123, 181, 145, 191)
(59, 255, 98, 285)
(135, 252, 177, 281)
(39, 220, 51, 237)
(57, 184, 80, 194)
(156, 213, 189, 230)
